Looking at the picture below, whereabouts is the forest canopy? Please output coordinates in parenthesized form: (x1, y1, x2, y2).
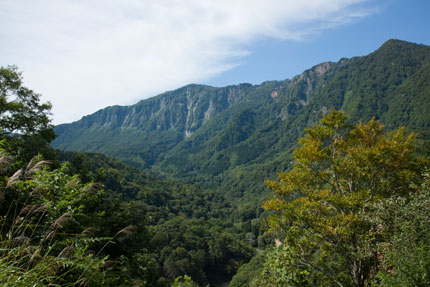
(250, 110, 429, 287)
(2, 54, 430, 286)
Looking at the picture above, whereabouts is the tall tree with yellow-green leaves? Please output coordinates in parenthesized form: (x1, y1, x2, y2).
(255, 110, 427, 287)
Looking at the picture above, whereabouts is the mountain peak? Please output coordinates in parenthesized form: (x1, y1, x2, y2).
(53, 39, 430, 185)
(376, 38, 427, 54)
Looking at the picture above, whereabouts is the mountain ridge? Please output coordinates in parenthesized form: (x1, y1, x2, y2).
(53, 39, 430, 201)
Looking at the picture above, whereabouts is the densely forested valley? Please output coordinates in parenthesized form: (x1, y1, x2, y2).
(1, 39, 430, 286)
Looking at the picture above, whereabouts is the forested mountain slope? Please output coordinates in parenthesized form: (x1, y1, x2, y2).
(0, 65, 256, 287)
(53, 39, 430, 202)
(54, 151, 255, 286)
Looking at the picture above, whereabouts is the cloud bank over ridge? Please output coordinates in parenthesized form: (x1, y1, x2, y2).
(0, 0, 373, 124)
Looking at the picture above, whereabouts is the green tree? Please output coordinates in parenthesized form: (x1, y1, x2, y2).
(0, 66, 55, 162)
(258, 110, 426, 287)
(370, 172, 430, 287)
(230, 252, 265, 287)
(171, 275, 199, 287)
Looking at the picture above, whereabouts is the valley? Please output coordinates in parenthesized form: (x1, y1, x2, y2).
(1, 39, 430, 286)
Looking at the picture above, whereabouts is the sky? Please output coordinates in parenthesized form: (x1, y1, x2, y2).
(1, 0, 429, 125)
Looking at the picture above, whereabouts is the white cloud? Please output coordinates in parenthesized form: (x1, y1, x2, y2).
(0, 0, 373, 124)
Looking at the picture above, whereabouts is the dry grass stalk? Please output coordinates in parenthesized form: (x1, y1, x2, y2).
(76, 225, 137, 285)
(66, 178, 80, 187)
(20, 204, 39, 215)
(57, 245, 73, 258)
(6, 169, 23, 188)
(115, 225, 137, 237)
(28, 185, 48, 199)
(45, 230, 56, 241)
(28, 247, 41, 265)
(12, 216, 24, 227)
(25, 160, 51, 176)
(81, 182, 103, 193)
(0, 151, 11, 170)
(51, 212, 73, 229)
(35, 201, 53, 213)
(81, 227, 97, 236)
(13, 235, 30, 246)
(84, 250, 96, 256)
(78, 278, 88, 287)
(24, 156, 39, 173)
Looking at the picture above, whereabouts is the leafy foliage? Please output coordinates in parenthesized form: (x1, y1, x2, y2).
(229, 252, 266, 287)
(171, 275, 199, 287)
(50, 40, 430, 285)
(257, 110, 426, 287)
(0, 151, 107, 286)
(53, 40, 430, 208)
(0, 66, 55, 163)
(370, 173, 430, 286)
(55, 151, 255, 286)
(0, 65, 256, 285)
(4, 40, 430, 286)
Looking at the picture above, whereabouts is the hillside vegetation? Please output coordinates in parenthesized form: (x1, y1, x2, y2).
(53, 39, 430, 203)
(0, 66, 255, 286)
(2, 39, 430, 286)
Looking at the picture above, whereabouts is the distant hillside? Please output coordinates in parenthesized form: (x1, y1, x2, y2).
(53, 39, 430, 202)
(53, 151, 254, 286)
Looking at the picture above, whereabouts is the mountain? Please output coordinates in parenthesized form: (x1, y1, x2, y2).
(53, 39, 430, 202)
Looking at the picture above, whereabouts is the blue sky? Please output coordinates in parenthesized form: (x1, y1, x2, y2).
(206, 0, 430, 86)
(1, 0, 429, 124)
